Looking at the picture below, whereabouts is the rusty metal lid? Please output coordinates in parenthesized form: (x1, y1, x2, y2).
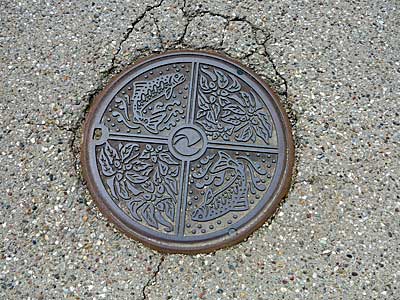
(81, 50, 294, 253)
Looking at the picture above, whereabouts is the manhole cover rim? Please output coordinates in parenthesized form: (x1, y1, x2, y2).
(81, 50, 295, 254)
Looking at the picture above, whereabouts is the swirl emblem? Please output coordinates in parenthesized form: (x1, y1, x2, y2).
(169, 125, 207, 161)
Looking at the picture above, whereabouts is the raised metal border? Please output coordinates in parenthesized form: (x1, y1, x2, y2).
(81, 50, 295, 254)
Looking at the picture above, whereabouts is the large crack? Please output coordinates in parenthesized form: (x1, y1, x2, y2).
(141, 255, 165, 300)
(152, 16, 165, 51)
(262, 45, 288, 99)
(108, 0, 166, 74)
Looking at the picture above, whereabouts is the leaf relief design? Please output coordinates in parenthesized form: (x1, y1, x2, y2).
(98, 142, 180, 232)
(196, 66, 273, 144)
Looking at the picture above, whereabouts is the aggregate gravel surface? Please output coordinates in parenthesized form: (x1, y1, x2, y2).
(1, 0, 399, 299)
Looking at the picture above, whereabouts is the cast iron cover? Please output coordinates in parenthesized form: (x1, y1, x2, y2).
(81, 51, 294, 253)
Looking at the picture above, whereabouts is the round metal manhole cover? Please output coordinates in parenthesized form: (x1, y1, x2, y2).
(81, 51, 294, 253)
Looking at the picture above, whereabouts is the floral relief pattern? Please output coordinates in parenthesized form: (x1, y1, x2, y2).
(196, 66, 273, 143)
(98, 142, 180, 232)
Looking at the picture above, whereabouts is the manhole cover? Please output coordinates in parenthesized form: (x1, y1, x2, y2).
(82, 51, 294, 253)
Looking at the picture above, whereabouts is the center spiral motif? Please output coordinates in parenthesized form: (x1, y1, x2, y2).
(169, 125, 207, 161)
(82, 51, 294, 253)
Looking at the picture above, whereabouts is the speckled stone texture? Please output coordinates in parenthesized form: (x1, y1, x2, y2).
(0, 0, 398, 299)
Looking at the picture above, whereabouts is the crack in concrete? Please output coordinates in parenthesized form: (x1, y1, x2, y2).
(68, 87, 102, 174)
(262, 44, 288, 99)
(171, 0, 190, 47)
(168, 9, 284, 94)
(141, 255, 165, 300)
(108, 0, 166, 74)
(152, 16, 165, 51)
(220, 19, 230, 48)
